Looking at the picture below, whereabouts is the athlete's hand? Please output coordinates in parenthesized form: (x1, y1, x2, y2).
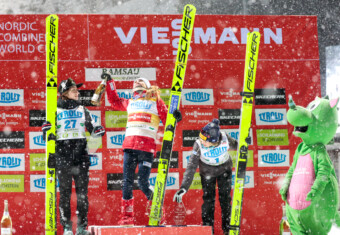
(173, 109, 182, 123)
(279, 184, 288, 201)
(42, 121, 52, 133)
(101, 73, 112, 81)
(173, 188, 187, 203)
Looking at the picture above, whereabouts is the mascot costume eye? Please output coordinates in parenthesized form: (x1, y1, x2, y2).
(279, 96, 340, 234)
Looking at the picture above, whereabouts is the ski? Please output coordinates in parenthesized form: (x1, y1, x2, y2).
(229, 31, 260, 235)
(45, 14, 58, 235)
(148, 4, 196, 226)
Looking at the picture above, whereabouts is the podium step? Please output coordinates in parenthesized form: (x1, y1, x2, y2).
(89, 225, 212, 235)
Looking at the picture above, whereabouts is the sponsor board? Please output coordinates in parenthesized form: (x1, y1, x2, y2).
(0, 175, 24, 192)
(88, 173, 103, 190)
(0, 110, 26, 128)
(152, 151, 178, 168)
(258, 170, 287, 186)
(189, 173, 202, 189)
(29, 110, 46, 127)
(79, 90, 95, 106)
(0, 89, 24, 106)
(105, 111, 127, 128)
(258, 150, 290, 167)
(90, 110, 101, 125)
(182, 151, 192, 169)
(182, 109, 215, 127)
(229, 150, 254, 167)
(107, 173, 139, 191)
(27, 90, 46, 108)
(105, 89, 133, 106)
(29, 153, 46, 171)
(222, 128, 254, 145)
(89, 153, 103, 170)
(0, 131, 25, 149)
(232, 171, 254, 188)
(182, 89, 214, 105)
(149, 172, 179, 190)
(219, 109, 240, 126)
(256, 129, 289, 146)
(0, 154, 25, 171)
(216, 89, 242, 107)
(160, 89, 171, 106)
(105, 150, 124, 172)
(182, 130, 200, 147)
(254, 88, 286, 105)
(86, 131, 103, 152)
(106, 131, 125, 149)
(255, 109, 287, 125)
(30, 174, 46, 192)
(30, 174, 60, 192)
(85, 68, 156, 82)
(29, 132, 45, 149)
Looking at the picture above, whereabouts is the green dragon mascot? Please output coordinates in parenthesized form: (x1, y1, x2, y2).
(279, 96, 340, 234)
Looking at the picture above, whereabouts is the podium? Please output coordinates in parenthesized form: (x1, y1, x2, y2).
(89, 225, 212, 235)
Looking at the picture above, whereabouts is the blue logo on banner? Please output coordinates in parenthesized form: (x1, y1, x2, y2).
(232, 175, 250, 186)
(118, 91, 132, 99)
(228, 131, 239, 140)
(33, 135, 46, 146)
(0, 92, 20, 103)
(89, 155, 98, 166)
(184, 92, 210, 102)
(261, 153, 286, 164)
(34, 177, 60, 189)
(34, 178, 46, 189)
(110, 134, 125, 145)
(91, 114, 99, 123)
(57, 110, 83, 120)
(0, 156, 22, 168)
(259, 112, 284, 122)
(149, 176, 176, 187)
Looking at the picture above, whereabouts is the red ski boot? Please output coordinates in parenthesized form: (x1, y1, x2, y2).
(118, 198, 134, 226)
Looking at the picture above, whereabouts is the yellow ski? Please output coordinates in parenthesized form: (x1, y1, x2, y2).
(45, 14, 58, 235)
(229, 31, 260, 235)
(148, 4, 196, 226)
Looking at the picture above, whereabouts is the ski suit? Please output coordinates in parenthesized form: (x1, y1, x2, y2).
(180, 132, 238, 234)
(106, 79, 167, 200)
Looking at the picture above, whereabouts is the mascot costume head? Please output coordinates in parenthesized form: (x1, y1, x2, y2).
(279, 96, 340, 234)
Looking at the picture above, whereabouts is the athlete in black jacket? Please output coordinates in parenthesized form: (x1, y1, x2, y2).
(42, 78, 105, 235)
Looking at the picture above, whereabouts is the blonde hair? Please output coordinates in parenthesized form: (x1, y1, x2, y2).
(145, 85, 161, 100)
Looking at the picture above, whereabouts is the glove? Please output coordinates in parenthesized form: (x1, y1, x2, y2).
(42, 121, 52, 133)
(93, 125, 105, 137)
(306, 188, 321, 201)
(173, 109, 182, 123)
(173, 188, 186, 203)
(101, 73, 112, 81)
(279, 184, 289, 201)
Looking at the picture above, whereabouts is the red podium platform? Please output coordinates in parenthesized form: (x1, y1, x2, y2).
(88, 225, 212, 235)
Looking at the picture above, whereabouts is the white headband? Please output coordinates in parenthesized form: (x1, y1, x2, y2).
(137, 77, 151, 88)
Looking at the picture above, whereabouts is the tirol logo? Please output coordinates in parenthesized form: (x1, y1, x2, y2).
(110, 134, 125, 145)
(57, 110, 83, 120)
(259, 112, 283, 122)
(184, 91, 210, 103)
(130, 101, 152, 110)
(89, 155, 98, 166)
(33, 135, 46, 146)
(149, 176, 176, 187)
(261, 152, 286, 164)
(34, 178, 46, 189)
(0, 91, 20, 103)
(0, 156, 21, 168)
